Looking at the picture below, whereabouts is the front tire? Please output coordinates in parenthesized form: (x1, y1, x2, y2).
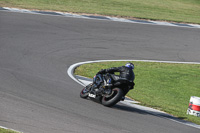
(80, 83, 92, 99)
(101, 88, 123, 107)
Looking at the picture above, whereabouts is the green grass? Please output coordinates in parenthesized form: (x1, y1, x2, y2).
(0, 128, 19, 133)
(74, 61, 200, 124)
(1, 0, 200, 126)
(0, 0, 200, 24)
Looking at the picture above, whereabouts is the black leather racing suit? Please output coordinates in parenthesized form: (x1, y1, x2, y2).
(98, 66, 135, 92)
(99, 66, 135, 81)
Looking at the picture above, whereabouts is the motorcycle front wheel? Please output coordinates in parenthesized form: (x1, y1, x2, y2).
(101, 88, 123, 107)
(80, 83, 93, 99)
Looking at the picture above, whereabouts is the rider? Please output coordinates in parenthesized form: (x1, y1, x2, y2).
(97, 62, 135, 100)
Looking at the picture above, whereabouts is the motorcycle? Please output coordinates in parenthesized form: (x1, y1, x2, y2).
(80, 73, 134, 107)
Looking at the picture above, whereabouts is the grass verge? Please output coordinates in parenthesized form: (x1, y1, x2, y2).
(0, 127, 20, 133)
(74, 61, 200, 125)
(0, 0, 200, 24)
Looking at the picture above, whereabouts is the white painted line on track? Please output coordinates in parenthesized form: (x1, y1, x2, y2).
(0, 125, 22, 133)
(68, 59, 200, 87)
(1, 7, 200, 29)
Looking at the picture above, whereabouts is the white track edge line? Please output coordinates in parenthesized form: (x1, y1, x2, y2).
(0, 125, 22, 133)
(1, 7, 200, 29)
(67, 59, 200, 87)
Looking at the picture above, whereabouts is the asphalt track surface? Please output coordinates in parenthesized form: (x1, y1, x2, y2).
(0, 11, 200, 133)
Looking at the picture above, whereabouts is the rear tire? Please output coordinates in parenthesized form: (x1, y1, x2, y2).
(101, 88, 123, 107)
(80, 83, 92, 99)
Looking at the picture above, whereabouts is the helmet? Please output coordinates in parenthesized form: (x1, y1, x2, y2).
(125, 62, 134, 69)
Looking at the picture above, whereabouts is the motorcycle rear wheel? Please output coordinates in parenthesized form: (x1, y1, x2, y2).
(80, 83, 92, 99)
(101, 88, 123, 107)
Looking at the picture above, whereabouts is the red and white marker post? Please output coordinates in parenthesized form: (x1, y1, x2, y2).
(187, 96, 200, 117)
